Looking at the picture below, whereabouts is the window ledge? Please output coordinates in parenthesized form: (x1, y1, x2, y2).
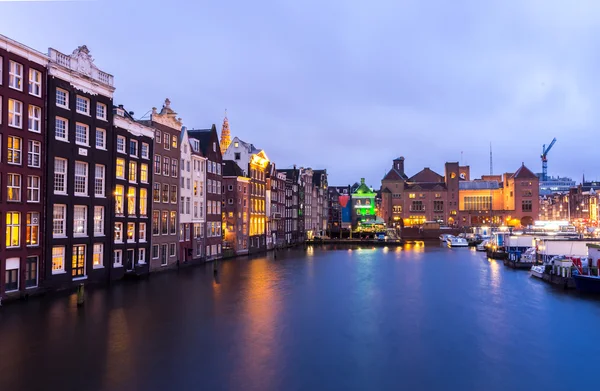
(72, 276, 88, 281)
(93, 265, 104, 269)
(127, 240, 136, 243)
(26, 245, 40, 248)
(138, 261, 146, 265)
(96, 147, 107, 151)
(56, 139, 70, 143)
(113, 264, 123, 268)
(75, 143, 89, 148)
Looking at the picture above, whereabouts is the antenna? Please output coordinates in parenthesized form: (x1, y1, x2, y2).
(489, 142, 493, 175)
(460, 151, 463, 166)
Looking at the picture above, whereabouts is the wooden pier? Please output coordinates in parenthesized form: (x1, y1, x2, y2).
(503, 259, 533, 269)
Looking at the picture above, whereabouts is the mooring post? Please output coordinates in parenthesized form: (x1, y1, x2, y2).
(77, 283, 85, 307)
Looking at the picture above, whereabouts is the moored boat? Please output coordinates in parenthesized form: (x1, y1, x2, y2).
(530, 265, 545, 279)
(447, 237, 468, 247)
(440, 234, 453, 242)
(476, 240, 489, 252)
(572, 273, 600, 293)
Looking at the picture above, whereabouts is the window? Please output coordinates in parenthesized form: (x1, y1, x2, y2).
(115, 185, 124, 215)
(7, 173, 21, 202)
(162, 183, 169, 203)
(5, 260, 19, 292)
(141, 143, 149, 159)
(186, 197, 190, 214)
(28, 105, 41, 132)
(73, 205, 87, 236)
(29, 69, 42, 96)
(170, 211, 176, 234)
(139, 188, 148, 216)
(72, 245, 86, 277)
(129, 161, 137, 182)
(53, 205, 66, 237)
(127, 187, 136, 215)
(194, 181, 198, 196)
(6, 212, 20, 248)
(161, 211, 168, 234)
(171, 159, 178, 177)
(139, 222, 147, 242)
(9, 61, 23, 90)
(152, 244, 159, 258)
(153, 211, 160, 235)
(139, 248, 146, 264)
(217, 164, 221, 175)
(117, 136, 126, 153)
(55, 117, 68, 141)
(25, 256, 38, 288)
(127, 222, 135, 242)
(116, 158, 125, 179)
(114, 222, 123, 243)
(170, 185, 177, 203)
(52, 247, 65, 274)
(463, 196, 492, 211)
(164, 133, 170, 150)
(28, 140, 41, 167)
(9, 101, 23, 130)
(56, 89, 68, 108)
(129, 139, 138, 156)
(95, 164, 105, 196)
(234, 152, 241, 160)
(54, 158, 67, 194)
(172, 135, 177, 149)
(161, 244, 168, 265)
(163, 157, 169, 175)
(155, 130, 161, 143)
(154, 155, 161, 175)
(8, 136, 22, 165)
(75, 123, 89, 145)
(96, 128, 106, 149)
(74, 161, 88, 196)
(76, 95, 90, 115)
(522, 200, 533, 212)
(93, 244, 104, 268)
(96, 103, 107, 120)
(153, 183, 160, 202)
(140, 163, 149, 183)
(27, 175, 40, 202)
(169, 243, 176, 257)
(94, 206, 104, 235)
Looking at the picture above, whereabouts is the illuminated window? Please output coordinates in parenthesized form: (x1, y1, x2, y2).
(116, 158, 125, 179)
(127, 222, 135, 242)
(128, 187, 136, 215)
(114, 222, 123, 243)
(139, 188, 148, 216)
(6, 212, 20, 248)
(52, 247, 65, 274)
(115, 185, 124, 214)
(93, 244, 103, 268)
(129, 161, 137, 182)
(409, 193, 416, 199)
(26, 212, 39, 246)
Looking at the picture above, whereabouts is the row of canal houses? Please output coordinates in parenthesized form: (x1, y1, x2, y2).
(0, 34, 328, 300)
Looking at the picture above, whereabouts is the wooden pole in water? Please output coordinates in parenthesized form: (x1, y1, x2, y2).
(77, 283, 85, 306)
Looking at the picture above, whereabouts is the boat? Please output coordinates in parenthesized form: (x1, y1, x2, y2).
(530, 265, 545, 279)
(476, 239, 489, 252)
(447, 236, 468, 247)
(440, 233, 453, 242)
(519, 247, 537, 263)
(572, 273, 600, 293)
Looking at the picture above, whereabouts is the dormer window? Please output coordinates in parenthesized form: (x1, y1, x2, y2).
(234, 142, 239, 148)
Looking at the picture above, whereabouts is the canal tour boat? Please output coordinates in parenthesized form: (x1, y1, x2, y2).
(476, 240, 489, 252)
(447, 236, 469, 248)
(440, 233, 453, 242)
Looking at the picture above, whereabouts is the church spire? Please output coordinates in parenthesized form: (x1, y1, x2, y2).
(220, 109, 231, 154)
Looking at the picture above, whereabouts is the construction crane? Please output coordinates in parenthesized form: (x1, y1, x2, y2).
(541, 138, 557, 181)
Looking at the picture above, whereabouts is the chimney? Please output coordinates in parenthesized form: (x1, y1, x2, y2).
(393, 156, 405, 174)
(360, 178, 365, 185)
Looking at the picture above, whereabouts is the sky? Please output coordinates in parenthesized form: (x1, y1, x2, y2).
(3, 0, 600, 187)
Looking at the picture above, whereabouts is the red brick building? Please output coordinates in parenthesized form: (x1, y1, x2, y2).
(0, 35, 48, 298)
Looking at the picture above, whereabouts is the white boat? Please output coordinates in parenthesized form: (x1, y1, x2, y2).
(440, 234, 453, 242)
(476, 240, 489, 252)
(447, 237, 469, 247)
(520, 247, 536, 263)
(530, 265, 545, 279)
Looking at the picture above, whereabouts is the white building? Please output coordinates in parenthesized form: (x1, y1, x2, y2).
(189, 137, 207, 259)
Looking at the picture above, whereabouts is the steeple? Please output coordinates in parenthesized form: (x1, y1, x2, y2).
(220, 109, 231, 154)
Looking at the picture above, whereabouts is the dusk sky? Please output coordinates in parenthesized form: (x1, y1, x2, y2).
(3, 0, 599, 187)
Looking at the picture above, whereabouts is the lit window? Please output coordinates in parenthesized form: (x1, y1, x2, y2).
(72, 245, 86, 277)
(139, 188, 148, 216)
(94, 206, 104, 236)
(28, 105, 41, 132)
(170, 211, 176, 234)
(52, 247, 65, 274)
(129, 161, 137, 182)
(9, 61, 23, 90)
(127, 187, 136, 216)
(117, 136, 126, 153)
(76, 95, 90, 115)
(115, 185, 124, 215)
(93, 244, 104, 268)
(55, 117, 68, 141)
(27, 175, 40, 202)
(116, 158, 125, 179)
(127, 222, 135, 242)
(75, 123, 89, 145)
(53, 205, 66, 237)
(28, 140, 41, 167)
(96, 103, 107, 120)
(140, 164, 149, 183)
(29, 69, 42, 97)
(54, 158, 67, 194)
(114, 222, 123, 243)
(139, 222, 147, 242)
(96, 128, 106, 149)
(73, 205, 87, 236)
(56, 89, 69, 108)
(6, 212, 20, 248)
(172, 135, 177, 148)
(7, 136, 22, 165)
(8, 99, 23, 128)
(7, 173, 21, 202)
(170, 185, 177, 204)
(74, 161, 88, 196)
(26, 212, 39, 246)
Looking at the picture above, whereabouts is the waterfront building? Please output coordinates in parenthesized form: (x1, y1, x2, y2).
(279, 167, 302, 244)
(188, 135, 207, 261)
(44, 45, 115, 289)
(312, 169, 328, 236)
(179, 127, 193, 263)
(188, 125, 223, 260)
(0, 35, 48, 298)
(566, 181, 600, 225)
(539, 193, 570, 221)
(112, 106, 154, 275)
(267, 164, 286, 247)
(380, 157, 468, 227)
(351, 178, 380, 230)
(326, 187, 342, 237)
(140, 99, 182, 270)
(222, 160, 250, 254)
(300, 168, 315, 239)
(222, 136, 269, 253)
(457, 164, 540, 227)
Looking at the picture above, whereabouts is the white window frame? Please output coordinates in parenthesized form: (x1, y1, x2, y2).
(139, 188, 147, 216)
(116, 158, 125, 180)
(127, 222, 136, 243)
(117, 136, 126, 153)
(164, 133, 170, 150)
(26, 212, 40, 247)
(7, 135, 22, 165)
(53, 205, 67, 237)
(152, 244, 159, 259)
(139, 222, 147, 242)
(95, 164, 105, 197)
(75, 123, 89, 146)
(54, 158, 68, 194)
(75, 95, 90, 115)
(74, 161, 88, 196)
(129, 161, 137, 183)
(28, 105, 41, 133)
(140, 163, 149, 184)
(29, 68, 42, 97)
(8, 98, 23, 128)
(52, 246, 66, 274)
(28, 140, 41, 168)
(169, 243, 176, 257)
(129, 139, 138, 157)
(93, 244, 104, 269)
(6, 212, 21, 248)
(9, 60, 23, 91)
(73, 205, 88, 237)
(138, 248, 146, 264)
(27, 175, 40, 203)
(55, 117, 69, 141)
(96, 103, 107, 120)
(7, 173, 21, 202)
(127, 187, 136, 216)
(141, 143, 149, 159)
(114, 222, 124, 243)
(114, 250, 123, 267)
(96, 128, 106, 149)
(94, 206, 104, 236)
(56, 88, 69, 109)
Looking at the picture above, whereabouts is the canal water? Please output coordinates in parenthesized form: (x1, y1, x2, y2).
(1, 244, 600, 391)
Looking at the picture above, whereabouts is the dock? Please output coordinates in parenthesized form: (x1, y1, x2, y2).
(541, 272, 576, 289)
(306, 239, 405, 247)
(503, 259, 533, 269)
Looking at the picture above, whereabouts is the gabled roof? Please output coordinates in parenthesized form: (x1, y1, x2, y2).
(383, 169, 407, 181)
(312, 169, 327, 186)
(223, 160, 245, 177)
(406, 183, 447, 190)
(381, 187, 392, 194)
(353, 179, 374, 195)
(187, 125, 218, 156)
(511, 163, 538, 179)
(408, 168, 444, 183)
(235, 137, 262, 155)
